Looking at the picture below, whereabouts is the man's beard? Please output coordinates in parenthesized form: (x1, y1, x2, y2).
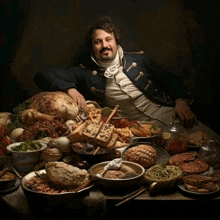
(99, 48, 115, 62)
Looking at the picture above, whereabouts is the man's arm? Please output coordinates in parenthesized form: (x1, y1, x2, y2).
(34, 68, 87, 110)
(172, 99, 198, 128)
(66, 88, 87, 110)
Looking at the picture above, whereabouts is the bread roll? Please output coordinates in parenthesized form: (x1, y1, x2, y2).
(45, 161, 89, 188)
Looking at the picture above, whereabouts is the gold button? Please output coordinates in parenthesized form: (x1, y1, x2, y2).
(91, 87, 96, 92)
(144, 80, 152, 90)
(127, 62, 137, 72)
(135, 71, 144, 81)
(92, 70, 97, 75)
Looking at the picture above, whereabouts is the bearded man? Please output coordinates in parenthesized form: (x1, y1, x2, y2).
(34, 16, 197, 128)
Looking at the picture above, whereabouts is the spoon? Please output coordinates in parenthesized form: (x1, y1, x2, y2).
(79, 109, 88, 120)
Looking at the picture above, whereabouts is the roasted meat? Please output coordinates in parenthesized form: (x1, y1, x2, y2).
(20, 91, 79, 126)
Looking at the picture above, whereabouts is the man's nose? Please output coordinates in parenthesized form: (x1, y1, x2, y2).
(102, 40, 108, 48)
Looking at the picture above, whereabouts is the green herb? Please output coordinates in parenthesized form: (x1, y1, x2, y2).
(12, 140, 42, 151)
(35, 172, 48, 181)
(150, 123, 158, 130)
(7, 100, 32, 131)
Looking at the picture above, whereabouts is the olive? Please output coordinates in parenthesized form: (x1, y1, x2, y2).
(75, 160, 90, 169)
(85, 143, 94, 152)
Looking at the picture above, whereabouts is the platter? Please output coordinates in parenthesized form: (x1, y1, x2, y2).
(22, 169, 94, 198)
(71, 143, 114, 156)
(178, 183, 220, 199)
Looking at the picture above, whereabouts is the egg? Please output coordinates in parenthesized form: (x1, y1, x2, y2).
(9, 128, 24, 141)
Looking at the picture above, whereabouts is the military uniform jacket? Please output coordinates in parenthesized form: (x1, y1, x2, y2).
(34, 51, 194, 107)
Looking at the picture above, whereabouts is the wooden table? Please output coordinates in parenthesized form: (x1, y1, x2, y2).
(1, 121, 220, 219)
(87, 183, 220, 220)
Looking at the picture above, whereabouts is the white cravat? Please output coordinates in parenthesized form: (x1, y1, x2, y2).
(91, 46, 123, 78)
(99, 50, 120, 78)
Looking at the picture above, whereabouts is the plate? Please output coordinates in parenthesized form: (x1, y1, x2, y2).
(22, 169, 93, 197)
(72, 145, 113, 156)
(178, 183, 220, 199)
(0, 177, 21, 194)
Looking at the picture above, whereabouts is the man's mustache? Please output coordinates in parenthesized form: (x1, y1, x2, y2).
(100, 47, 111, 53)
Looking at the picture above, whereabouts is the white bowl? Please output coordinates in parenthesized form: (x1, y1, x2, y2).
(6, 141, 47, 172)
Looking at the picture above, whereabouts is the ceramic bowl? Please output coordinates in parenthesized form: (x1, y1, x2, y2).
(89, 160, 145, 187)
(6, 141, 47, 172)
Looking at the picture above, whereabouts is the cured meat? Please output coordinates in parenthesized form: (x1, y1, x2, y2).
(183, 174, 220, 192)
(169, 152, 210, 174)
(183, 174, 220, 186)
(168, 151, 198, 166)
(180, 159, 209, 174)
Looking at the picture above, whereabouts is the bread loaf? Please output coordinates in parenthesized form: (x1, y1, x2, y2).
(123, 144, 157, 168)
(82, 120, 103, 142)
(67, 121, 87, 142)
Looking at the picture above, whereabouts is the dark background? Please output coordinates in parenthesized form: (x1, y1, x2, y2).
(0, 0, 220, 134)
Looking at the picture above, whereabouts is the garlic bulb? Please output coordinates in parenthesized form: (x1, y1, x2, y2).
(48, 137, 71, 153)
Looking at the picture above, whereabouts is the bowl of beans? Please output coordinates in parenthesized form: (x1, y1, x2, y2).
(7, 140, 47, 172)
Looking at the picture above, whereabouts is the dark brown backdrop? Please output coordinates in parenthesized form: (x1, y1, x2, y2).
(1, 0, 220, 134)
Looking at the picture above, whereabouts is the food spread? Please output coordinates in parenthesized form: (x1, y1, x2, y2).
(0, 91, 220, 198)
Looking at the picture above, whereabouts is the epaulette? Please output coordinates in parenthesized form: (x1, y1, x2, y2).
(124, 50, 144, 55)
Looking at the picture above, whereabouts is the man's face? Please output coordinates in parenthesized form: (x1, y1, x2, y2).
(92, 29, 118, 63)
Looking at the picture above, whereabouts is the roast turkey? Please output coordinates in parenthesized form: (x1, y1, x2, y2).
(20, 91, 79, 126)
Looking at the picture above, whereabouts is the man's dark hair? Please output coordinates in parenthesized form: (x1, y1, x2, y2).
(84, 16, 121, 50)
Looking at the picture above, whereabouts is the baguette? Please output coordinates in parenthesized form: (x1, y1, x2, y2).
(82, 120, 103, 142)
(96, 123, 114, 146)
(67, 121, 87, 142)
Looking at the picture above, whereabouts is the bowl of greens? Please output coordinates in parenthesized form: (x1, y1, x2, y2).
(7, 140, 47, 172)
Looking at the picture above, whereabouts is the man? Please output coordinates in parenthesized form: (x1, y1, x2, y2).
(34, 16, 197, 128)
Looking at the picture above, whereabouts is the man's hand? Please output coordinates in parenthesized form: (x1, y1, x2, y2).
(67, 88, 87, 110)
(172, 99, 197, 128)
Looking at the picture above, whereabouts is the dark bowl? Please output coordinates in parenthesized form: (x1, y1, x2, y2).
(89, 160, 145, 188)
